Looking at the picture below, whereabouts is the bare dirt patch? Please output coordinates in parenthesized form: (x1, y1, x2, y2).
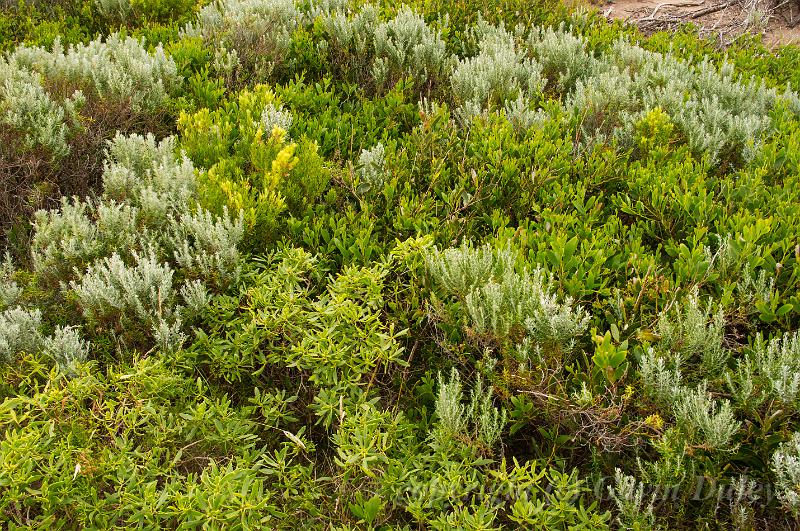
(599, 0, 800, 46)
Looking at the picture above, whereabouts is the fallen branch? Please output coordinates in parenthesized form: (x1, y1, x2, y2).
(641, 0, 704, 20)
(691, 2, 731, 18)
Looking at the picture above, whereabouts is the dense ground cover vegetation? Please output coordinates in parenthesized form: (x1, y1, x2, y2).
(3, 0, 800, 527)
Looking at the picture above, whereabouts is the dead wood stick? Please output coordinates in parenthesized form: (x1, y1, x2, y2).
(641, 0, 704, 19)
(690, 1, 731, 18)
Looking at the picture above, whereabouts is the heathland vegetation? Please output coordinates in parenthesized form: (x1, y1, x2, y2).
(2, 0, 800, 527)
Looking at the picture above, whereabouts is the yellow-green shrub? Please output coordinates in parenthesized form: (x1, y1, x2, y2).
(178, 85, 330, 247)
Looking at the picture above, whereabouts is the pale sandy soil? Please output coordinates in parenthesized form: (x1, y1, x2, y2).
(598, 0, 800, 46)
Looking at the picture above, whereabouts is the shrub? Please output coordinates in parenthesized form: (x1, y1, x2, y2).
(42, 325, 89, 373)
(371, 8, 453, 93)
(261, 101, 294, 134)
(561, 36, 798, 163)
(0, 307, 43, 362)
(94, 0, 196, 26)
(0, 256, 20, 309)
(169, 208, 244, 288)
(672, 382, 739, 450)
(72, 252, 178, 339)
(318, 4, 380, 81)
(5, 1, 800, 528)
(773, 432, 800, 516)
(182, 0, 299, 83)
(31, 199, 103, 284)
(728, 331, 800, 412)
(527, 24, 594, 95)
(427, 242, 589, 352)
(656, 287, 728, 374)
(0, 62, 83, 158)
(27, 131, 243, 356)
(451, 23, 544, 120)
(0, 34, 179, 248)
(0, 306, 87, 371)
(10, 34, 179, 114)
(608, 469, 657, 530)
(355, 142, 387, 193)
(179, 85, 329, 246)
(426, 242, 513, 298)
(31, 133, 201, 284)
(434, 368, 507, 450)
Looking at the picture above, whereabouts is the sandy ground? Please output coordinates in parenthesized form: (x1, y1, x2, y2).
(598, 0, 800, 46)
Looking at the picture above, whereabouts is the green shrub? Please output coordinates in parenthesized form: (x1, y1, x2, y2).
(95, 0, 196, 26)
(178, 84, 330, 247)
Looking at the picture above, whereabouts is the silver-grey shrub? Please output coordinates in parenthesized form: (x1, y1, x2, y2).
(169, 208, 244, 288)
(0, 256, 20, 310)
(527, 24, 595, 94)
(31, 134, 197, 284)
(464, 266, 589, 350)
(372, 8, 454, 91)
(180, 279, 212, 318)
(9, 35, 178, 114)
(43, 326, 90, 374)
(28, 132, 244, 356)
(319, 3, 379, 67)
(0, 34, 177, 159)
(672, 382, 739, 450)
(728, 331, 800, 412)
(183, 0, 299, 77)
(639, 348, 683, 404)
(0, 62, 84, 158)
(427, 243, 588, 353)
(0, 308, 43, 363)
(561, 36, 792, 163)
(101, 132, 196, 213)
(773, 432, 800, 515)
(608, 469, 656, 529)
(355, 143, 387, 193)
(94, 0, 132, 22)
(0, 307, 90, 371)
(640, 349, 740, 451)
(71, 252, 176, 328)
(451, 23, 544, 120)
(31, 199, 103, 285)
(656, 288, 728, 375)
(426, 242, 514, 298)
(261, 102, 294, 134)
(434, 368, 507, 450)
